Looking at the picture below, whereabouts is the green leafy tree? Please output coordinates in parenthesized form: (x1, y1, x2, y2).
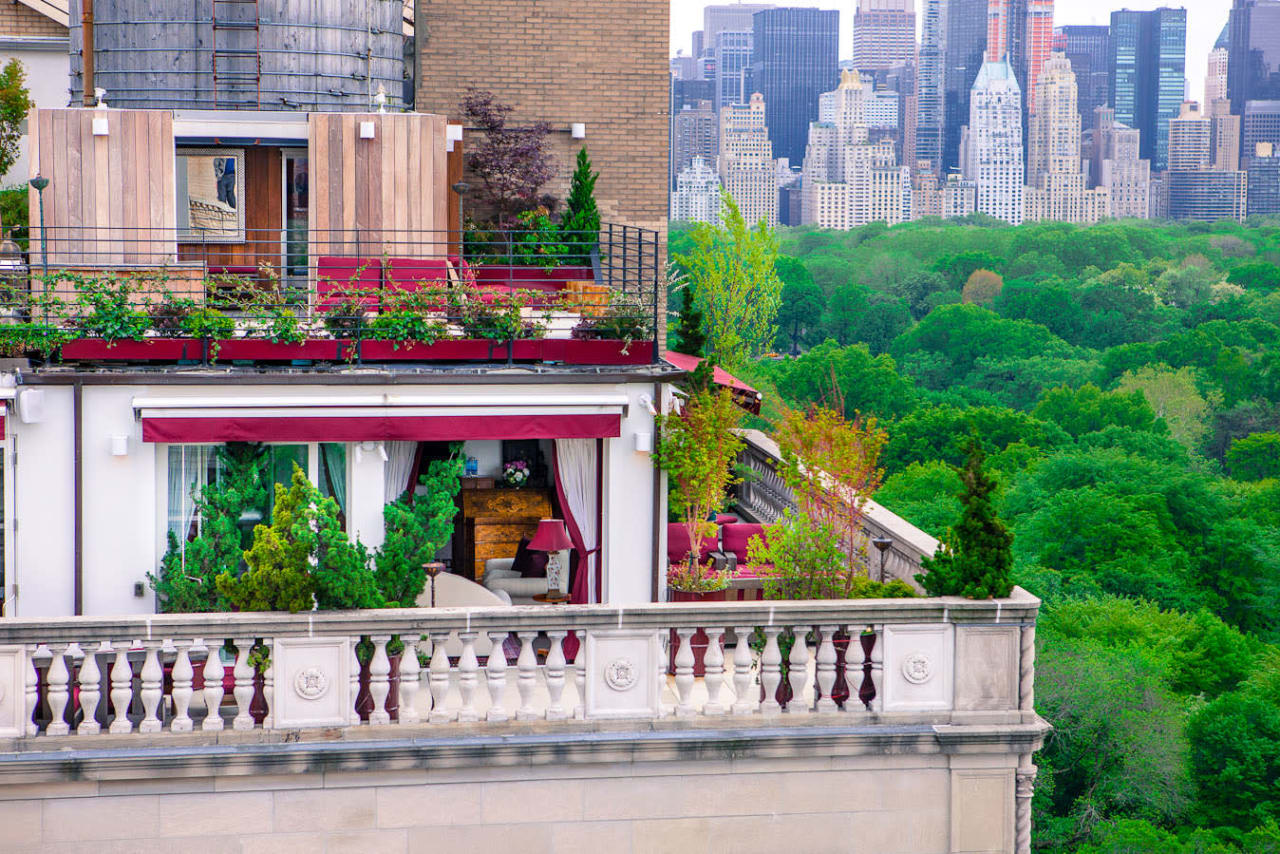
(676, 192, 784, 369)
(767, 340, 917, 421)
(560, 146, 600, 265)
(670, 285, 707, 356)
(375, 453, 463, 606)
(875, 460, 964, 538)
(933, 250, 1005, 287)
(1116, 365, 1219, 449)
(775, 256, 825, 354)
(1033, 383, 1167, 439)
(1226, 432, 1280, 481)
(149, 443, 270, 613)
(0, 59, 31, 178)
(916, 444, 1015, 599)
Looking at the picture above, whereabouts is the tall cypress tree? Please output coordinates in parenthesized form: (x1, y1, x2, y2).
(915, 443, 1014, 599)
(671, 287, 706, 356)
(562, 147, 600, 265)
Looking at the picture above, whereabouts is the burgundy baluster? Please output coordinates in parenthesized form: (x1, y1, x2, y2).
(831, 631, 852, 708)
(858, 628, 877, 710)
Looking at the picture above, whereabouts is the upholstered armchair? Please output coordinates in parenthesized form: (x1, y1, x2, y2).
(482, 558, 548, 605)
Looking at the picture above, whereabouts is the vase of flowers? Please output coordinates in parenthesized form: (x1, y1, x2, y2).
(503, 459, 530, 488)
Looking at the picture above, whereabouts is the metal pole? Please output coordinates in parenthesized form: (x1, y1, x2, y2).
(81, 0, 95, 107)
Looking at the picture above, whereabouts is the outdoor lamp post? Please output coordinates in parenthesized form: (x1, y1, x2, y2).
(528, 518, 573, 597)
(871, 536, 893, 583)
(28, 175, 49, 281)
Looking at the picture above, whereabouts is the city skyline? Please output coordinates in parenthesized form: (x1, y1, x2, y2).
(670, 0, 1227, 105)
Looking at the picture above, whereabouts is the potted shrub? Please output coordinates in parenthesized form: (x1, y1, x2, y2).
(665, 560, 730, 676)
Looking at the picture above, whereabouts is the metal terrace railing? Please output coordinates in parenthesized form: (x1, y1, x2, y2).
(2, 225, 662, 363)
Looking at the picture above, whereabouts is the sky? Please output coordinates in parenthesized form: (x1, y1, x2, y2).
(669, 0, 1229, 105)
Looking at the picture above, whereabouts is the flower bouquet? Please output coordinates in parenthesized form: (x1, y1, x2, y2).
(502, 459, 530, 488)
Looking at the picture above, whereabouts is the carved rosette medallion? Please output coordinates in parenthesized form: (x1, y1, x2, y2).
(603, 657, 638, 692)
(293, 667, 330, 700)
(901, 651, 933, 685)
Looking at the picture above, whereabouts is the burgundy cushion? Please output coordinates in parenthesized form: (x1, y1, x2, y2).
(510, 536, 550, 579)
(317, 256, 383, 309)
(384, 258, 450, 291)
(666, 523, 716, 565)
(722, 523, 767, 564)
(715, 514, 737, 525)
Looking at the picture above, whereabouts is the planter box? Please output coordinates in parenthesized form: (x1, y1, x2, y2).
(61, 338, 194, 361)
(667, 588, 730, 676)
(558, 339, 655, 365)
(359, 339, 505, 361)
(215, 339, 352, 362)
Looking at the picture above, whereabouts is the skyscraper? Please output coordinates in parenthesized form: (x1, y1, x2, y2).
(944, 0, 992, 173)
(915, 0, 945, 172)
(751, 8, 840, 167)
(670, 157, 723, 223)
(853, 0, 916, 73)
(1228, 0, 1280, 117)
(1056, 25, 1111, 133)
(1096, 107, 1152, 219)
(964, 59, 1025, 224)
(672, 100, 719, 186)
(1109, 8, 1186, 172)
(1208, 99, 1242, 172)
(704, 4, 775, 53)
(986, 0, 1055, 114)
(720, 93, 780, 226)
(1025, 53, 1110, 223)
(714, 31, 754, 109)
(1247, 142, 1280, 214)
(1206, 46, 1229, 104)
(1168, 101, 1212, 172)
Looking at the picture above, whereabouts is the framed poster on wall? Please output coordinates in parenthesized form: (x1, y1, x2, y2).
(176, 148, 246, 242)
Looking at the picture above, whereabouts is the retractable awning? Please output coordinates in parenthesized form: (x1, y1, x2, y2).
(134, 394, 627, 443)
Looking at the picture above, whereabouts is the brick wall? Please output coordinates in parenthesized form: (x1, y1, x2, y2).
(0, 1, 66, 39)
(415, 0, 669, 237)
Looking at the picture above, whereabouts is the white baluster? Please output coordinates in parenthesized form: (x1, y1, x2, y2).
(171, 640, 194, 733)
(231, 638, 254, 731)
(456, 632, 480, 723)
(572, 632, 586, 720)
(23, 646, 38, 736)
(260, 639, 274, 729)
(368, 635, 392, 725)
(673, 628, 696, 717)
(545, 631, 567, 721)
(427, 631, 454, 723)
(731, 627, 758, 716)
(108, 641, 135, 734)
(397, 637, 422, 725)
(515, 632, 538, 721)
(45, 644, 71, 736)
(815, 625, 838, 713)
(138, 641, 163, 733)
(201, 640, 224, 732)
(349, 641, 362, 725)
(485, 631, 509, 723)
(77, 641, 104, 735)
(760, 627, 783, 715)
(787, 627, 810, 714)
(703, 628, 726, 716)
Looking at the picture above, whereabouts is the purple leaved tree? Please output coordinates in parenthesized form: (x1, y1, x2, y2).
(461, 89, 556, 225)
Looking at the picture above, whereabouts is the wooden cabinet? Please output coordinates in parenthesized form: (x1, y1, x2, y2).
(455, 488, 552, 580)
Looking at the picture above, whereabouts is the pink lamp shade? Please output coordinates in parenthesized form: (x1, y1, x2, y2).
(528, 518, 572, 553)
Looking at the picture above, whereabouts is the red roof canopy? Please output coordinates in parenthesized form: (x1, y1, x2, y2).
(662, 351, 763, 414)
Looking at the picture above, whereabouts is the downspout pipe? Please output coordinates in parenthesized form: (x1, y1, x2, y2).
(81, 0, 95, 107)
(651, 381, 663, 603)
(73, 378, 83, 615)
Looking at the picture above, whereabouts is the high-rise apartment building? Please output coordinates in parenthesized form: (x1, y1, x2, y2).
(1228, 0, 1280, 118)
(751, 8, 840, 168)
(1096, 108, 1152, 219)
(853, 0, 916, 73)
(1109, 8, 1187, 172)
(1247, 142, 1280, 214)
(714, 31, 754, 109)
(720, 92, 779, 226)
(986, 0, 1055, 114)
(1243, 100, 1280, 160)
(915, 0, 946, 172)
(1025, 53, 1109, 224)
(944, 0, 992, 173)
(964, 59, 1025, 224)
(802, 70, 906, 229)
(1209, 99, 1242, 172)
(703, 4, 774, 54)
(670, 156, 723, 223)
(1206, 46, 1229, 104)
(887, 62, 918, 167)
(1168, 170, 1248, 221)
(672, 100, 719, 186)
(1055, 25, 1111, 134)
(1168, 101, 1213, 172)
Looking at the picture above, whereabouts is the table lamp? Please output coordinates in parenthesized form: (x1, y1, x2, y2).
(528, 518, 572, 597)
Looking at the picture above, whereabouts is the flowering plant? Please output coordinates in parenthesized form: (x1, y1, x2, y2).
(502, 459, 530, 488)
(666, 560, 730, 593)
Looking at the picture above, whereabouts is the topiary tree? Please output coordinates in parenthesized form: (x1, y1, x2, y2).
(915, 443, 1015, 599)
(561, 147, 600, 265)
(149, 443, 270, 613)
(375, 451, 463, 607)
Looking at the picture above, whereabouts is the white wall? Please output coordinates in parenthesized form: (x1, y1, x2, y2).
(0, 39, 69, 187)
(5, 378, 666, 616)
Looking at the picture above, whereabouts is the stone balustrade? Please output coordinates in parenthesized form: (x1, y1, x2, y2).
(0, 591, 1040, 741)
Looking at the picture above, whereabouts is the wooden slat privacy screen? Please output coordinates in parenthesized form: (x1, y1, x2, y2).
(307, 113, 448, 258)
(29, 108, 177, 267)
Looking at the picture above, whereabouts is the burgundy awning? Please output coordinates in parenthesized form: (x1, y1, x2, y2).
(662, 351, 763, 414)
(141, 413, 621, 443)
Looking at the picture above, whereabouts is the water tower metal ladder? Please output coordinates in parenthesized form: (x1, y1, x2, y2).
(212, 0, 262, 109)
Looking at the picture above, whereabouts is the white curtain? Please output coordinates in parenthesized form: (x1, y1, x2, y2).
(166, 445, 214, 564)
(384, 441, 419, 503)
(555, 438, 599, 602)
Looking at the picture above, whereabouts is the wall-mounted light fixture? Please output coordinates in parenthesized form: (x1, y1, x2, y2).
(359, 121, 376, 139)
(634, 432, 654, 454)
(17, 389, 44, 424)
(92, 117, 108, 136)
(109, 435, 129, 457)
(570, 122, 586, 140)
(446, 123, 464, 152)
